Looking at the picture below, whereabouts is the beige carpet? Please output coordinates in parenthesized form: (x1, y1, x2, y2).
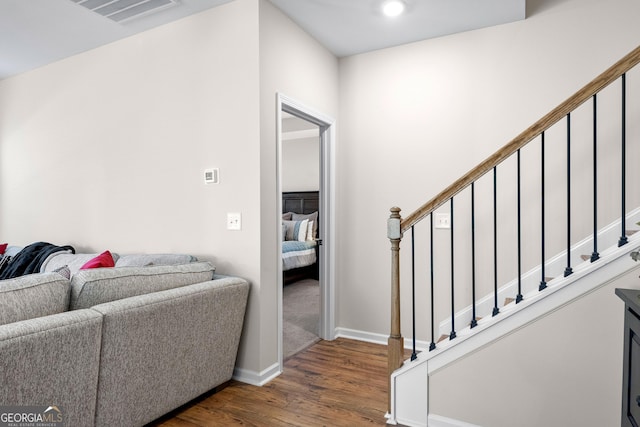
(283, 279, 320, 359)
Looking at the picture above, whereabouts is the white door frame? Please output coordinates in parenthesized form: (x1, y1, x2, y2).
(276, 93, 336, 370)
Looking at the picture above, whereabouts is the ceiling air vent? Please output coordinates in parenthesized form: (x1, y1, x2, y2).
(71, 0, 179, 23)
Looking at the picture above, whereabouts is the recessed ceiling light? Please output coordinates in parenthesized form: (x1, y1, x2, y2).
(382, 0, 406, 17)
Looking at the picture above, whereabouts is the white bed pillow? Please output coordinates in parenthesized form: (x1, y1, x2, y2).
(296, 219, 309, 241)
(283, 219, 309, 242)
(292, 211, 318, 239)
(306, 221, 315, 241)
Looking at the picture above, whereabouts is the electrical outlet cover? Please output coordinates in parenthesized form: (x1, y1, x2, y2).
(435, 212, 451, 229)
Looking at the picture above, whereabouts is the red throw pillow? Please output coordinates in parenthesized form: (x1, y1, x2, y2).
(0, 243, 7, 255)
(80, 250, 115, 270)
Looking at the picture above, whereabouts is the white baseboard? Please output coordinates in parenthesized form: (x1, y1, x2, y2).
(428, 414, 482, 427)
(233, 362, 281, 386)
(388, 413, 481, 427)
(336, 327, 430, 352)
(335, 327, 387, 344)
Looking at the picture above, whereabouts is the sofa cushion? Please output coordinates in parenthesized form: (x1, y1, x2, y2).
(41, 252, 120, 274)
(0, 273, 71, 326)
(115, 253, 197, 267)
(4, 246, 22, 257)
(69, 261, 215, 310)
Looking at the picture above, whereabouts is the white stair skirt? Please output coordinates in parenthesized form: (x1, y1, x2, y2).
(389, 231, 640, 426)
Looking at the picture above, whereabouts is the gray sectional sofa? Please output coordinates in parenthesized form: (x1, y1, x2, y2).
(0, 252, 249, 426)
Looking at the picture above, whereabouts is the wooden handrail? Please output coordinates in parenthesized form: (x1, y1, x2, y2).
(401, 44, 640, 233)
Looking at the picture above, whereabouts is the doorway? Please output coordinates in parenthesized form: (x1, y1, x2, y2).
(281, 113, 320, 359)
(277, 94, 335, 370)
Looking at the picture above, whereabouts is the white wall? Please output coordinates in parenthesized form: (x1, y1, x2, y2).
(258, 0, 339, 373)
(337, 0, 640, 424)
(281, 114, 320, 192)
(429, 268, 640, 427)
(282, 137, 320, 192)
(0, 0, 264, 374)
(337, 0, 640, 337)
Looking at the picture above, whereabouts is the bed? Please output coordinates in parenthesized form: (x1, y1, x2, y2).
(282, 191, 319, 284)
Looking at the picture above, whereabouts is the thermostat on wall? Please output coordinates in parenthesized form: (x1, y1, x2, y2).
(204, 168, 219, 184)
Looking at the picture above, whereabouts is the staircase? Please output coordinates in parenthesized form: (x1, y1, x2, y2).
(386, 45, 640, 427)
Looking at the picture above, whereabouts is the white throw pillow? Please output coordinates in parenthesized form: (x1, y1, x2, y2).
(306, 221, 315, 241)
(283, 219, 309, 242)
(296, 219, 309, 242)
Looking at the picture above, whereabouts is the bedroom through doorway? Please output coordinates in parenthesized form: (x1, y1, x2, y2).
(281, 113, 321, 360)
(277, 94, 336, 369)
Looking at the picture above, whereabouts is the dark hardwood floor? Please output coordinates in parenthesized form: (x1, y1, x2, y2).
(150, 338, 400, 426)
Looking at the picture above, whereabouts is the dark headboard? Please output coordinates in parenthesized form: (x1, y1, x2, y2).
(282, 191, 319, 215)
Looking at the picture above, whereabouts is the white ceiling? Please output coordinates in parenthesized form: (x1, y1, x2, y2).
(0, 0, 526, 80)
(0, 0, 234, 80)
(269, 0, 526, 58)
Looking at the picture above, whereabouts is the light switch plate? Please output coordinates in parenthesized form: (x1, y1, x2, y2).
(227, 212, 241, 230)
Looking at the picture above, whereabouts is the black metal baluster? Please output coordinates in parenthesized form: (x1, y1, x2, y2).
(540, 132, 548, 291)
(411, 225, 417, 361)
(493, 167, 500, 316)
(471, 183, 478, 328)
(516, 149, 523, 303)
(619, 73, 628, 247)
(449, 198, 456, 340)
(591, 94, 600, 262)
(429, 214, 436, 351)
(564, 114, 573, 277)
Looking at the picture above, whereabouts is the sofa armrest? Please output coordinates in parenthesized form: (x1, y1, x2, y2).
(0, 310, 103, 426)
(90, 276, 249, 427)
